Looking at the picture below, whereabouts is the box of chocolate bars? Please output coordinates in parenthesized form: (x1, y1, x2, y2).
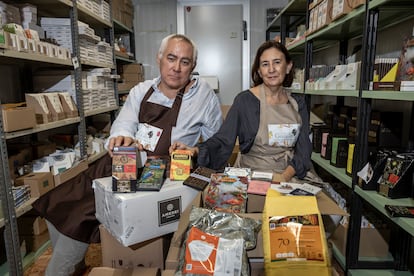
(112, 146, 138, 193)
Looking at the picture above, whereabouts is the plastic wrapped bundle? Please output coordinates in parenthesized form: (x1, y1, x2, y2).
(175, 207, 262, 276)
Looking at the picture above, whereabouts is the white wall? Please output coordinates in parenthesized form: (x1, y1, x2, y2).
(133, 0, 290, 100)
(176, 0, 250, 92)
(249, 0, 289, 67)
(133, 0, 177, 80)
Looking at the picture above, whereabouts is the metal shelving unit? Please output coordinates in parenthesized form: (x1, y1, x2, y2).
(275, 0, 414, 275)
(0, 0, 119, 274)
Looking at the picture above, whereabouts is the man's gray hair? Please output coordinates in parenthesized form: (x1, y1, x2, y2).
(158, 34, 198, 65)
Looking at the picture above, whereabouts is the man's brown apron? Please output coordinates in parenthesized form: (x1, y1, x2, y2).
(139, 86, 184, 156)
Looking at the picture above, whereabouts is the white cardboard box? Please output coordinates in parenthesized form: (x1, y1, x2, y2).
(93, 177, 199, 246)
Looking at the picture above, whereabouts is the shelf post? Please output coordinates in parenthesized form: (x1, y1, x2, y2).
(107, 0, 119, 122)
(346, 0, 376, 270)
(70, 0, 87, 159)
(0, 104, 23, 276)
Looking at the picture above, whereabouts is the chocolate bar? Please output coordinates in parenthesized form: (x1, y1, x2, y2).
(183, 166, 216, 191)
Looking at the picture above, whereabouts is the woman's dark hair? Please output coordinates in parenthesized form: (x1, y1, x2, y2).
(251, 40, 295, 87)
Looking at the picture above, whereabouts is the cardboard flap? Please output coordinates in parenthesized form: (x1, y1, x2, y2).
(1, 102, 27, 109)
(170, 192, 202, 247)
(316, 191, 348, 216)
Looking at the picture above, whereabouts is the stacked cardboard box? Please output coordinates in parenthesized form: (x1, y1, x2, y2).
(1, 103, 36, 132)
(18, 212, 50, 253)
(117, 63, 144, 92)
(112, 0, 134, 29)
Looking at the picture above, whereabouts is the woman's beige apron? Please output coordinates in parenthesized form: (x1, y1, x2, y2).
(237, 84, 302, 180)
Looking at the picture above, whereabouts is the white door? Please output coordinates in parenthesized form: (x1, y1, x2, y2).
(184, 5, 243, 105)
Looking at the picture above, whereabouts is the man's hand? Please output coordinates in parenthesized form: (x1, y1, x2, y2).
(169, 141, 198, 156)
(107, 136, 135, 157)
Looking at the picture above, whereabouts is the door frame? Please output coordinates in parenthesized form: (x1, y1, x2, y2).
(177, 0, 251, 92)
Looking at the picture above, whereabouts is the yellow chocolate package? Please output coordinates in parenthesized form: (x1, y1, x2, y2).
(262, 189, 331, 276)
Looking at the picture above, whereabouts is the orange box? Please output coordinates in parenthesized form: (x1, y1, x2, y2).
(169, 150, 192, 181)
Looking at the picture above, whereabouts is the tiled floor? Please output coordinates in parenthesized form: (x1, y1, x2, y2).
(24, 243, 102, 276)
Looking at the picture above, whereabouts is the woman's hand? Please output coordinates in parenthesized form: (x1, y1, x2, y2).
(272, 165, 296, 183)
(169, 141, 199, 157)
(272, 173, 287, 183)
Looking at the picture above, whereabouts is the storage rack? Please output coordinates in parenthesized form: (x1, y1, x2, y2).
(0, 0, 119, 274)
(113, 18, 137, 104)
(267, 0, 414, 274)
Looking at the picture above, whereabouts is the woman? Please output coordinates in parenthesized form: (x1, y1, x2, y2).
(171, 40, 312, 183)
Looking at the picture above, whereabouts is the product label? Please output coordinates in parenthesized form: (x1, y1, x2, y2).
(268, 214, 325, 262)
(158, 196, 181, 226)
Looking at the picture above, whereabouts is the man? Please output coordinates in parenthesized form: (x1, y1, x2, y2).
(33, 34, 222, 276)
(107, 33, 222, 156)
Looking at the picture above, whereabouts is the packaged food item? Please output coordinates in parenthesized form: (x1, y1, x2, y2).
(183, 166, 216, 191)
(204, 173, 248, 213)
(136, 158, 167, 191)
(262, 190, 331, 276)
(170, 149, 192, 181)
(112, 146, 138, 193)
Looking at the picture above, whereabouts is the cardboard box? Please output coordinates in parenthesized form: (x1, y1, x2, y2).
(165, 189, 347, 270)
(8, 146, 33, 180)
(100, 224, 166, 270)
(164, 193, 264, 270)
(25, 93, 53, 124)
(246, 188, 348, 215)
(317, 0, 333, 30)
(220, 105, 231, 119)
(350, 0, 365, 8)
(89, 267, 160, 276)
(20, 229, 50, 252)
(249, 258, 265, 275)
(18, 215, 48, 235)
(329, 223, 389, 257)
(58, 92, 78, 118)
(32, 141, 57, 159)
(1, 104, 36, 132)
(15, 172, 54, 198)
(54, 160, 88, 186)
(44, 92, 66, 121)
(119, 63, 143, 75)
(50, 152, 75, 175)
(94, 177, 199, 246)
(331, 0, 353, 20)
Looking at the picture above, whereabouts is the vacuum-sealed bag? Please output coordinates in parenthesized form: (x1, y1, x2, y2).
(175, 207, 261, 276)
